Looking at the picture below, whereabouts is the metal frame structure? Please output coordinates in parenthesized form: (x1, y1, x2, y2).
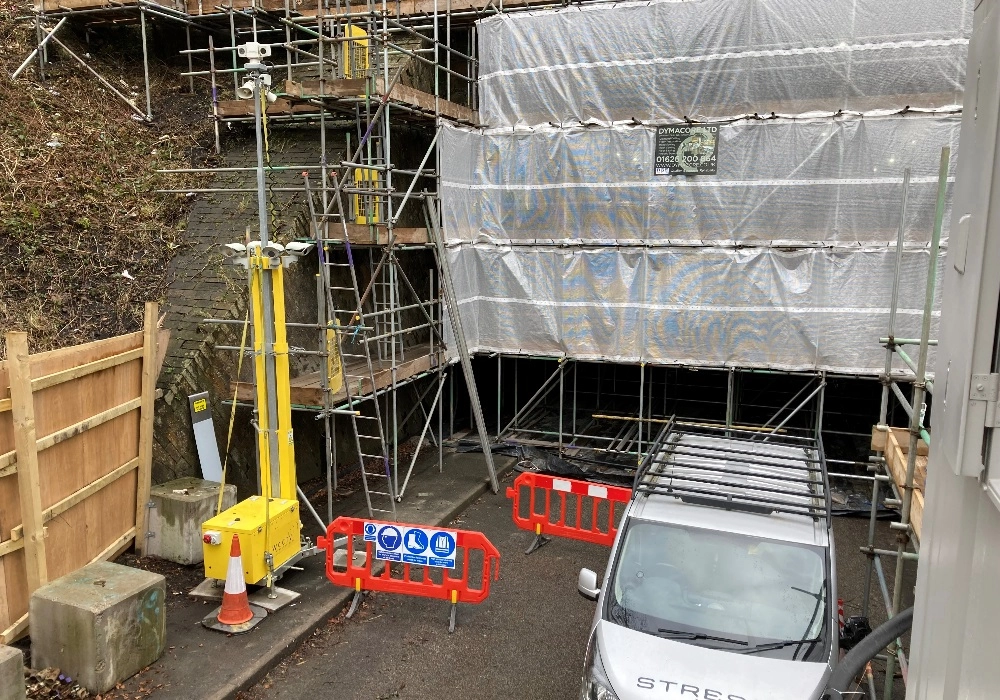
(13, 9, 949, 692)
(12, 0, 540, 522)
(495, 358, 873, 460)
(851, 149, 949, 700)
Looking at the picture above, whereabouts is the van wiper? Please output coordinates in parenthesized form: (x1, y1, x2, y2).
(657, 628, 748, 646)
(740, 637, 823, 654)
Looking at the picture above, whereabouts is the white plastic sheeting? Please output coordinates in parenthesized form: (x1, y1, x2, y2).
(445, 244, 941, 373)
(478, 0, 972, 127)
(437, 0, 964, 373)
(441, 116, 960, 245)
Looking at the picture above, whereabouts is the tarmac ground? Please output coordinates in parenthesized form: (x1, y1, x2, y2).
(21, 447, 911, 700)
(237, 470, 914, 700)
(238, 470, 606, 700)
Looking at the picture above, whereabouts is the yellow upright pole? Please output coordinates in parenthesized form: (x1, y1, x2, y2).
(270, 257, 297, 500)
(250, 247, 274, 500)
(249, 244, 297, 501)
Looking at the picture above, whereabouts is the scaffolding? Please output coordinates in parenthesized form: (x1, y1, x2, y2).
(852, 148, 948, 700)
(477, 149, 947, 699)
(13, 7, 950, 688)
(13, 0, 579, 521)
(488, 354, 904, 472)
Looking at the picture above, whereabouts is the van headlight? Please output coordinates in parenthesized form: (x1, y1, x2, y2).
(580, 634, 619, 700)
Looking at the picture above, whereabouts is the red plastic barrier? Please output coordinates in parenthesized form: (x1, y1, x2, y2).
(505, 472, 632, 547)
(317, 517, 500, 605)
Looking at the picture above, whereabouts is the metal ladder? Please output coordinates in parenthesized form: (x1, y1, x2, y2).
(370, 249, 404, 364)
(305, 174, 397, 521)
(349, 24, 388, 235)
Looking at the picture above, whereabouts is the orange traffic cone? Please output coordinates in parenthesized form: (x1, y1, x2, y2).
(217, 534, 253, 626)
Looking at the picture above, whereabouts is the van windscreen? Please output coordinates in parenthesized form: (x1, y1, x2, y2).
(605, 519, 829, 661)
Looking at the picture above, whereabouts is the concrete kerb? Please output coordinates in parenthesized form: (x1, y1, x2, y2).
(207, 463, 513, 700)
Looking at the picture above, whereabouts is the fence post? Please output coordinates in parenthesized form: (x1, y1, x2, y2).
(134, 302, 159, 556)
(6, 332, 48, 593)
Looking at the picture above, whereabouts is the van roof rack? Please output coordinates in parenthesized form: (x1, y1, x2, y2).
(632, 417, 831, 521)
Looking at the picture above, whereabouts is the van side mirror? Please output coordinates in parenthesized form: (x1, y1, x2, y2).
(578, 568, 600, 601)
(840, 616, 872, 651)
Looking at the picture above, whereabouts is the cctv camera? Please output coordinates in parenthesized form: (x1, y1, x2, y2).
(284, 241, 315, 256)
(262, 242, 285, 259)
(223, 242, 250, 267)
(237, 42, 271, 60)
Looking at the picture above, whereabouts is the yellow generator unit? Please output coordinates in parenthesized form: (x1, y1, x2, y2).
(202, 242, 305, 585)
(201, 496, 300, 585)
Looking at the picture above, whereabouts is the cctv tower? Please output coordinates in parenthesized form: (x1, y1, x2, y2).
(199, 41, 313, 594)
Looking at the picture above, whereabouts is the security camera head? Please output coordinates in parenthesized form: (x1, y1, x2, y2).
(237, 42, 272, 61)
(262, 242, 285, 259)
(284, 241, 315, 256)
(223, 242, 250, 267)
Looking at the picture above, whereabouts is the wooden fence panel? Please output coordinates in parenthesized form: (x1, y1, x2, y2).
(0, 303, 157, 643)
(0, 365, 13, 632)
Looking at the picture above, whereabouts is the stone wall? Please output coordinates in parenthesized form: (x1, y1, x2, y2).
(153, 120, 438, 498)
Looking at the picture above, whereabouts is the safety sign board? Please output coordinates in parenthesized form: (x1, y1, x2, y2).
(364, 522, 457, 569)
(654, 124, 719, 175)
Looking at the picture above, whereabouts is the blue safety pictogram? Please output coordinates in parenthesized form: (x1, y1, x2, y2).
(370, 525, 456, 569)
(403, 528, 429, 554)
(430, 531, 456, 558)
(377, 525, 401, 551)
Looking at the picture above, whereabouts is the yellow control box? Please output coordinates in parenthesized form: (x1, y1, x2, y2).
(201, 496, 301, 584)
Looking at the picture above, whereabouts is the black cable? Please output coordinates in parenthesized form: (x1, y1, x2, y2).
(825, 607, 914, 699)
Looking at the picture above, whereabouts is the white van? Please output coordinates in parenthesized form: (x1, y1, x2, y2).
(578, 423, 839, 700)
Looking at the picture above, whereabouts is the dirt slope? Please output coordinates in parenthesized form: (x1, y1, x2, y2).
(0, 1, 208, 356)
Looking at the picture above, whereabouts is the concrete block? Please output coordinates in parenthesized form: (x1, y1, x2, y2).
(147, 477, 237, 565)
(0, 645, 26, 700)
(30, 562, 166, 694)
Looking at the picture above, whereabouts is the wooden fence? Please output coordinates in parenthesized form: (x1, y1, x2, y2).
(0, 303, 159, 643)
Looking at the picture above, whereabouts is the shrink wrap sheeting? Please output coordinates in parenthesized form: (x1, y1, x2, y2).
(477, 0, 971, 127)
(437, 0, 968, 372)
(443, 244, 941, 373)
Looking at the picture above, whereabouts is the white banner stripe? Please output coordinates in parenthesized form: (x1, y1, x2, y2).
(224, 556, 245, 595)
(552, 479, 572, 492)
(463, 341, 931, 377)
(444, 240, 947, 249)
(441, 176, 954, 191)
(480, 38, 969, 81)
(454, 295, 940, 317)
